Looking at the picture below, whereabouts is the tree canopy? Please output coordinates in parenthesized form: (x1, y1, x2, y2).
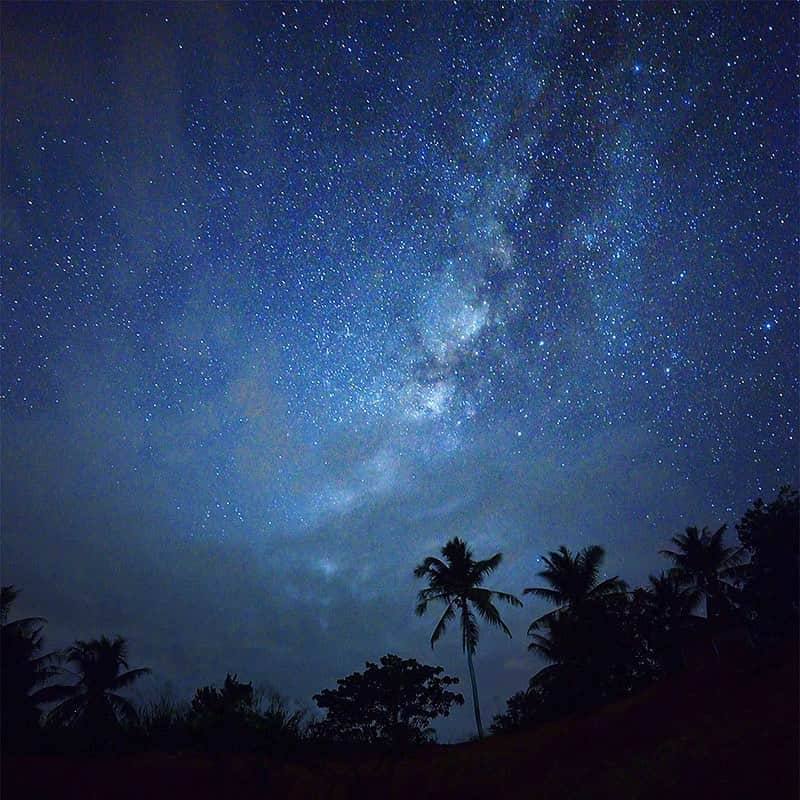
(312, 654, 463, 747)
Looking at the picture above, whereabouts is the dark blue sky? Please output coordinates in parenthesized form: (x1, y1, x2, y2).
(2, 2, 797, 738)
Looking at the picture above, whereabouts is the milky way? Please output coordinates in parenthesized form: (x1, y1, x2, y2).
(2, 3, 797, 737)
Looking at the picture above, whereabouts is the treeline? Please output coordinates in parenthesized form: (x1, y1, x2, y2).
(2, 486, 797, 755)
(490, 485, 798, 733)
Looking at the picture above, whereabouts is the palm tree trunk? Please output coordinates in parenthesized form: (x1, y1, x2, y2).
(706, 590, 720, 657)
(465, 646, 484, 739)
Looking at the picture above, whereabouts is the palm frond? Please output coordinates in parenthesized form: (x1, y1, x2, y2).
(526, 607, 562, 635)
(1, 585, 19, 621)
(471, 590, 513, 638)
(430, 601, 456, 648)
(580, 544, 605, 585)
(32, 683, 77, 704)
(413, 556, 446, 579)
(587, 575, 627, 598)
(47, 695, 85, 728)
(111, 667, 152, 690)
(108, 693, 139, 725)
(527, 632, 558, 658)
(528, 663, 562, 685)
(416, 538, 516, 659)
(522, 586, 561, 601)
(489, 589, 523, 607)
(474, 552, 502, 580)
(416, 589, 448, 617)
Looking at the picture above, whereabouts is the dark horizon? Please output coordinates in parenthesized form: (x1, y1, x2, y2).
(2, 2, 797, 740)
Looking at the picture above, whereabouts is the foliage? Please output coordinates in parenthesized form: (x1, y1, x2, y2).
(530, 594, 654, 711)
(188, 673, 305, 752)
(47, 635, 151, 746)
(736, 486, 799, 640)
(191, 672, 254, 717)
(414, 537, 520, 738)
(415, 538, 521, 654)
(489, 687, 544, 734)
(312, 654, 463, 747)
(632, 572, 702, 672)
(254, 686, 308, 747)
(660, 525, 742, 620)
(0, 586, 63, 751)
(524, 545, 627, 630)
(135, 685, 192, 751)
(497, 545, 656, 733)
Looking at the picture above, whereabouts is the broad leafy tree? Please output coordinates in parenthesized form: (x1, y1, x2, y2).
(736, 486, 799, 640)
(414, 538, 521, 739)
(312, 654, 463, 746)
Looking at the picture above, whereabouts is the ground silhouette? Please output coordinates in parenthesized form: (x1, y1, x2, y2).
(4, 638, 796, 799)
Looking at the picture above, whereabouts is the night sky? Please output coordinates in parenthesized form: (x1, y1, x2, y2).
(2, 2, 797, 739)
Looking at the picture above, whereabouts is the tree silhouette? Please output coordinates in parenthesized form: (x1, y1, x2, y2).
(1, 586, 63, 751)
(414, 537, 521, 739)
(523, 545, 626, 632)
(187, 674, 305, 752)
(736, 486, 799, 640)
(312, 654, 463, 747)
(191, 672, 255, 718)
(489, 685, 545, 734)
(635, 572, 702, 672)
(48, 635, 150, 743)
(527, 591, 649, 713)
(660, 525, 741, 622)
(190, 673, 258, 750)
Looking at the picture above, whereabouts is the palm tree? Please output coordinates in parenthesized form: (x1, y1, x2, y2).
(48, 636, 151, 739)
(637, 572, 702, 671)
(523, 545, 626, 632)
(414, 537, 521, 739)
(1, 586, 63, 747)
(527, 585, 644, 711)
(644, 571, 702, 620)
(660, 525, 742, 621)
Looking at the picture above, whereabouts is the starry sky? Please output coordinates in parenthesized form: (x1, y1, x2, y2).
(2, 2, 797, 738)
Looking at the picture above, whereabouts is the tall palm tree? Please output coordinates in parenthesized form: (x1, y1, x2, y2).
(48, 635, 151, 737)
(1, 586, 63, 746)
(660, 525, 742, 621)
(414, 537, 521, 739)
(523, 545, 626, 632)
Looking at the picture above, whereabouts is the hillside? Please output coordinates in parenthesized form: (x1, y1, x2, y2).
(4, 641, 797, 800)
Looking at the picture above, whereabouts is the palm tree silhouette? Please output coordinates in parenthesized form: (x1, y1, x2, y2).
(49, 635, 151, 739)
(660, 525, 741, 621)
(637, 571, 702, 671)
(1, 586, 63, 747)
(414, 537, 521, 739)
(523, 545, 626, 632)
(644, 571, 702, 620)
